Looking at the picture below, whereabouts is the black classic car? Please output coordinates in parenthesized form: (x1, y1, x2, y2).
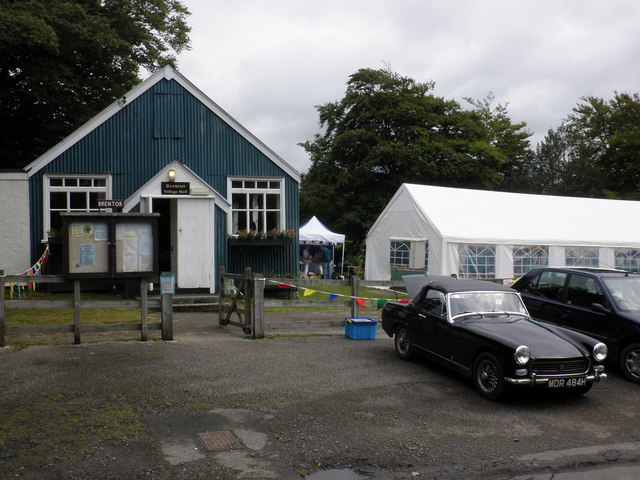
(512, 267, 640, 383)
(381, 275, 608, 399)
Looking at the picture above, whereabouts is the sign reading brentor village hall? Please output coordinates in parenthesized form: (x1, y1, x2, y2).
(161, 182, 190, 195)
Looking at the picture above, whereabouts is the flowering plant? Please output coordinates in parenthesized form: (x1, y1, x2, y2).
(231, 229, 295, 240)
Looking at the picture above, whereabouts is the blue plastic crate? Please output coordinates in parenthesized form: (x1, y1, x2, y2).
(344, 318, 377, 340)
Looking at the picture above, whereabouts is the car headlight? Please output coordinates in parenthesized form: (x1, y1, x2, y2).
(593, 342, 608, 362)
(514, 345, 530, 365)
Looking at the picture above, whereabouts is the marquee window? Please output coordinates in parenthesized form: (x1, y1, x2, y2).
(390, 241, 410, 267)
(615, 248, 640, 273)
(565, 247, 599, 267)
(230, 178, 283, 233)
(459, 245, 496, 279)
(44, 175, 110, 239)
(513, 246, 549, 277)
(424, 240, 429, 272)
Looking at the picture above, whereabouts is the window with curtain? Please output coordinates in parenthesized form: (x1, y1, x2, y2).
(230, 179, 283, 233)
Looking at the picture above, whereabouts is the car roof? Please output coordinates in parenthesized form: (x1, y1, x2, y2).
(403, 274, 515, 297)
(525, 266, 639, 277)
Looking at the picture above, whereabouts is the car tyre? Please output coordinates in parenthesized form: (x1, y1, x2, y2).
(620, 343, 640, 383)
(473, 352, 505, 400)
(394, 326, 415, 360)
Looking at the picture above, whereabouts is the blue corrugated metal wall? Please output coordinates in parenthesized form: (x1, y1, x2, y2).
(29, 77, 300, 279)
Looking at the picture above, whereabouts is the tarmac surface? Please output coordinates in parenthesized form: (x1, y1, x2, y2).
(2, 309, 640, 479)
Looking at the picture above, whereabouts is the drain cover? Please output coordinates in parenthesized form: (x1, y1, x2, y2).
(196, 431, 242, 451)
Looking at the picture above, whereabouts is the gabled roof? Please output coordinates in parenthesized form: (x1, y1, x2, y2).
(24, 65, 301, 182)
(374, 183, 640, 247)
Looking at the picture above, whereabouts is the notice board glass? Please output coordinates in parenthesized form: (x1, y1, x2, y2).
(61, 212, 159, 280)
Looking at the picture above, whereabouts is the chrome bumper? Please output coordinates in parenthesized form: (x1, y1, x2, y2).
(505, 369, 607, 386)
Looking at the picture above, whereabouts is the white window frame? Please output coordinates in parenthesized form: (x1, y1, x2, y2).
(390, 240, 411, 267)
(513, 246, 549, 277)
(458, 245, 496, 279)
(565, 247, 599, 267)
(43, 174, 112, 241)
(614, 248, 640, 273)
(228, 177, 285, 234)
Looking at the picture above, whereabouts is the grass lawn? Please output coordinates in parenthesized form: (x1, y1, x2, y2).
(3, 291, 148, 326)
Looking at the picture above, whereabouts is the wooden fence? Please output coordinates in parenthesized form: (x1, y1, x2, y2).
(218, 267, 406, 339)
(0, 272, 173, 347)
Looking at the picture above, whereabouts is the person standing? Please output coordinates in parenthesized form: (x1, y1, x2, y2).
(302, 245, 311, 276)
(321, 243, 333, 279)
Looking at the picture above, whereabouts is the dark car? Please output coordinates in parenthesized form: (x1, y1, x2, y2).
(381, 275, 607, 400)
(512, 267, 640, 383)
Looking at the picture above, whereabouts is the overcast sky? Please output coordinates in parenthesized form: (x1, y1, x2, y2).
(175, 0, 640, 174)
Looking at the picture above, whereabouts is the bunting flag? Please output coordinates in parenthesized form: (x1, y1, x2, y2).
(4, 245, 50, 299)
(265, 279, 410, 306)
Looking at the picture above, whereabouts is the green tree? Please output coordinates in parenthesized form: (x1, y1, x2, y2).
(561, 93, 640, 199)
(464, 94, 533, 192)
(300, 67, 528, 259)
(0, 0, 191, 169)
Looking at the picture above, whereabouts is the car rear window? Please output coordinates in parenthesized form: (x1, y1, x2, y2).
(522, 271, 568, 301)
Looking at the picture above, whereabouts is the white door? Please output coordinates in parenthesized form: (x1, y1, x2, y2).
(176, 198, 215, 291)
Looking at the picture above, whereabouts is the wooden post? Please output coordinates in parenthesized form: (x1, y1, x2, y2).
(218, 266, 226, 326)
(140, 278, 148, 341)
(244, 267, 252, 333)
(0, 270, 5, 347)
(73, 280, 81, 345)
(161, 291, 173, 341)
(252, 276, 265, 339)
(350, 274, 360, 318)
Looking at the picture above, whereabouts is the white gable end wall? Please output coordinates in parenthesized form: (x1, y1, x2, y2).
(0, 173, 30, 274)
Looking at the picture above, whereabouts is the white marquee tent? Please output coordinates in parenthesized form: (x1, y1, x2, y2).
(299, 216, 345, 275)
(365, 183, 640, 281)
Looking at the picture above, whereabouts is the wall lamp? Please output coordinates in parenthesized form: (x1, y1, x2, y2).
(168, 169, 176, 182)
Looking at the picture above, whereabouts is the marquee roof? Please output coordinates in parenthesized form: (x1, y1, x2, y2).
(372, 183, 640, 247)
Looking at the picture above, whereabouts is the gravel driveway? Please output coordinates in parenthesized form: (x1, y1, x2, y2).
(2, 310, 640, 479)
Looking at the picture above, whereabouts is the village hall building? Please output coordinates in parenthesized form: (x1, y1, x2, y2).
(0, 66, 301, 292)
(365, 183, 640, 281)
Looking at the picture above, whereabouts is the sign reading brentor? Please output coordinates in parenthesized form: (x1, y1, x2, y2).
(162, 182, 190, 195)
(97, 199, 124, 209)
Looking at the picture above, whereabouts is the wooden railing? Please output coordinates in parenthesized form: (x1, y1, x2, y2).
(0, 272, 173, 346)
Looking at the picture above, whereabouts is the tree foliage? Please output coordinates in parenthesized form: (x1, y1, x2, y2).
(531, 92, 640, 199)
(0, 0, 191, 169)
(300, 68, 531, 258)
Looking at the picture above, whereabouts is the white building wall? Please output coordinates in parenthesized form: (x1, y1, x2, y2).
(0, 173, 31, 274)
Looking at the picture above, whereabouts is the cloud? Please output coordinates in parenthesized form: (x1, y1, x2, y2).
(176, 0, 640, 172)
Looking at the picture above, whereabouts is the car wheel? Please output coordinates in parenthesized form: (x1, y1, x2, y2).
(394, 326, 415, 360)
(620, 343, 640, 383)
(473, 353, 505, 400)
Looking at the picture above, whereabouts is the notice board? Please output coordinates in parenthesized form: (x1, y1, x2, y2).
(61, 212, 159, 280)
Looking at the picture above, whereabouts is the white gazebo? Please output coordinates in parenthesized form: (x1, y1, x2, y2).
(299, 216, 346, 276)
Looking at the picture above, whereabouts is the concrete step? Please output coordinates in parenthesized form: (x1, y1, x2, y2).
(171, 294, 220, 312)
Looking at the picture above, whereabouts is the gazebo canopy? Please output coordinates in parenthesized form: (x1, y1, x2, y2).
(299, 216, 345, 245)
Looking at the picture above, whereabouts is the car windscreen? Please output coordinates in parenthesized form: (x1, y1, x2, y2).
(602, 276, 640, 312)
(449, 292, 528, 320)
